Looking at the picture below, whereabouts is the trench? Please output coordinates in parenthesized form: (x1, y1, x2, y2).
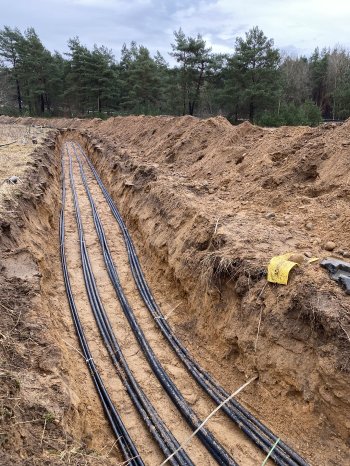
(1, 123, 349, 465)
(0, 132, 122, 465)
(59, 138, 284, 466)
(67, 129, 349, 466)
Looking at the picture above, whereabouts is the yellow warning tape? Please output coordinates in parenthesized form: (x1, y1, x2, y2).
(267, 253, 298, 285)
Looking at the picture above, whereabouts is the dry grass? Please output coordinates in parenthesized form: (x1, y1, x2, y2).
(199, 250, 242, 288)
(0, 123, 46, 143)
(0, 123, 49, 214)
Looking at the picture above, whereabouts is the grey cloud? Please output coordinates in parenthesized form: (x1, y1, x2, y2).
(1, 0, 350, 60)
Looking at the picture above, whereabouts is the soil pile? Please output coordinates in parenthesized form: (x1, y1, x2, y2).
(73, 116, 350, 453)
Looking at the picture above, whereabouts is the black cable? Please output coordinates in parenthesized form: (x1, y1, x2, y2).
(67, 142, 194, 466)
(59, 148, 144, 466)
(75, 142, 309, 466)
(71, 143, 239, 466)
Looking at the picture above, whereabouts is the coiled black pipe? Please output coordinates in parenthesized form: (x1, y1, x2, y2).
(59, 148, 144, 466)
(75, 142, 309, 466)
(67, 143, 194, 466)
(71, 143, 239, 465)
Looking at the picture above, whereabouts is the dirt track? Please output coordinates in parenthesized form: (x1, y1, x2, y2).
(0, 116, 349, 465)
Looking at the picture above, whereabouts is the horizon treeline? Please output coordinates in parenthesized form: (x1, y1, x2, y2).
(1, 25, 350, 126)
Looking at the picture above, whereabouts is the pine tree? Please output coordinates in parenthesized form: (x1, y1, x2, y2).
(17, 28, 57, 114)
(89, 46, 116, 113)
(117, 43, 166, 114)
(48, 52, 66, 115)
(228, 26, 281, 121)
(0, 26, 24, 112)
(170, 29, 212, 115)
(65, 37, 91, 114)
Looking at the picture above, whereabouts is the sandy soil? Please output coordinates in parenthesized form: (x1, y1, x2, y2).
(71, 116, 350, 465)
(0, 128, 120, 465)
(0, 115, 349, 465)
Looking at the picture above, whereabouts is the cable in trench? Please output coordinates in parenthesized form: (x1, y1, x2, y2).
(66, 143, 195, 465)
(60, 147, 144, 466)
(71, 142, 239, 466)
(74, 141, 309, 466)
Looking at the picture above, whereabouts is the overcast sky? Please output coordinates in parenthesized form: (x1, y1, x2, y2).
(1, 0, 350, 62)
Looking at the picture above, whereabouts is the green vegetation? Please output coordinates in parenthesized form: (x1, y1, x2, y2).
(0, 25, 348, 125)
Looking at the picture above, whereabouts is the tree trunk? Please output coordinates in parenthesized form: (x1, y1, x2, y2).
(45, 93, 51, 113)
(182, 86, 186, 116)
(249, 101, 254, 121)
(15, 78, 22, 112)
(191, 63, 204, 117)
(181, 63, 187, 115)
(40, 93, 45, 113)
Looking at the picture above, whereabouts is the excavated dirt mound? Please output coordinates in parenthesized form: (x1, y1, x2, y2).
(0, 115, 349, 465)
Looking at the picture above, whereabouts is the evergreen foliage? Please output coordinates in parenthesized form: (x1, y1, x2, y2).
(0, 25, 349, 125)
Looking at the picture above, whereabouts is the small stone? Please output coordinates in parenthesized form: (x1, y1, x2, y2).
(289, 253, 305, 264)
(207, 171, 211, 175)
(329, 213, 338, 220)
(305, 222, 314, 231)
(124, 180, 134, 187)
(343, 251, 350, 258)
(304, 251, 312, 258)
(8, 176, 19, 184)
(296, 242, 308, 249)
(208, 188, 215, 194)
(265, 212, 275, 219)
(236, 177, 242, 182)
(276, 220, 286, 227)
(87, 405, 92, 411)
(324, 241, 336, 251)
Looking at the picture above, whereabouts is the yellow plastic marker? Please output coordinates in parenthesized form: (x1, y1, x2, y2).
(267, 253, 298, 285)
